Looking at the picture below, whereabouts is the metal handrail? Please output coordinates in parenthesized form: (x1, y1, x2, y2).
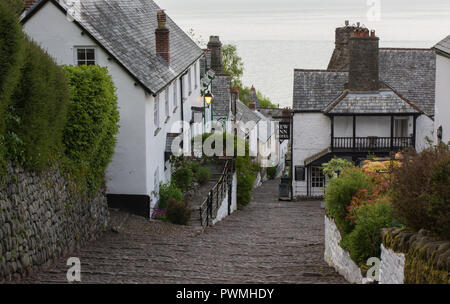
(199, 160, 231, 227)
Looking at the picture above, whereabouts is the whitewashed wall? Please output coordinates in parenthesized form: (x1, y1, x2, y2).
(379, 244, 405, 284)
(435, 54, 450, 144)
(212, 172, 237, 225)
(292, 113, 330, 197)
(23, 2, 148, 195)
(324, 216, 376, 284)
(416, 114, 435, 152)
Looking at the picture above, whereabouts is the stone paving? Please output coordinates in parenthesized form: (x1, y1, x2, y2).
(18, 179, 347, 284)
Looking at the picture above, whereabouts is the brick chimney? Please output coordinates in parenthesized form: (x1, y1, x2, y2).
(328, 21, 361, 71)
(155, 10, 170, 65)
(248, 102, 257, 111)
(347, 28, 380, 92)
(207, 36, 223, 73)
(250, 85, 259, 108)
(25, 0, 37, 9)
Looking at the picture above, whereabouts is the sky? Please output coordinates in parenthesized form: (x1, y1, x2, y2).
(157, 0, 450, 43)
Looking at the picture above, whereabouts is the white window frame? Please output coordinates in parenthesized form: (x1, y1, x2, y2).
(173, 80, 178, 108)
(188, 68, 192, 95)
(154, 167, 160, 195)
(154, 95, 160, 129)
(194, 63, 198, 89)
(74, 47, 96, 66)
(165, 88, 169, 118)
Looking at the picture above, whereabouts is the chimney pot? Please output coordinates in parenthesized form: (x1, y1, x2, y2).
(345, 20, 349, 26)
(157, 10, 167, 29)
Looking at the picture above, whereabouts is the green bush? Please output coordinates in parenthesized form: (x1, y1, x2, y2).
(266, 166, 277, 179)
(159, 182, 183, 209)
(173, 165, 194, 192)
(189, 161, 200, 174)
(166, 198, 191, 225)
(341, 199, 395, 265)
(196, 166, 211, 185)
(7, 38, 70, 171)
(0, 1, 24, 134)
(0, 0, 25, 171)
(391, 144, 450, 239)
(321, 156, 354, 178)
(325, 167, 372, 235)
(62, 65, 119, 193)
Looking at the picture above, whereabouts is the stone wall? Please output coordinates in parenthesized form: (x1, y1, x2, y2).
(0, 163, 109, 282)
(381, 228, 450, 284)
(324, 216, 371, 284)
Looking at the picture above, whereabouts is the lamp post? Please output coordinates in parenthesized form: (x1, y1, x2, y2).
(204, 91, 214, 124)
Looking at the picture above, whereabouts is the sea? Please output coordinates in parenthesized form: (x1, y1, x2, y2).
(226, 40, 435, 109)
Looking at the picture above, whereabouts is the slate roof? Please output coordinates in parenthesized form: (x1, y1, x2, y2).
(293, 70, 348, 112)
(22, 0, 203, 95)
(379, 49, 435, 116)
(211, 75, 231, 117)
(293, 49, 436, 116)
(235, 99, 261, 134)
(433, 35, 450, 55)
(324, 90, 422, 114)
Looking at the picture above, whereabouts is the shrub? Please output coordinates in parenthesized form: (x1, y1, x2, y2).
(159, 182, 183, 209)
(7, 38, 70, 171)
(173, 165, 194, 192)
(189, 161, 200, 174)
(0, 0, 24, 136)
(166, 198, 191, 225)
(196, 166, 211, 185)
(62, 65, 119, 193)
(325, 167, 372, 235)
(266, 166, 277, 179)
(321, 156, 353, 178)
(391, 144, 450, 239)
(341, 199, 395, 265)
(236, 156, 258, 208)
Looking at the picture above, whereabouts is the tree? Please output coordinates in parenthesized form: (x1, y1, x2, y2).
(222, 44, 244, 88)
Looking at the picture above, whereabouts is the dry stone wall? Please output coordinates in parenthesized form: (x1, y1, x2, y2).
(0, 163, 109, 282)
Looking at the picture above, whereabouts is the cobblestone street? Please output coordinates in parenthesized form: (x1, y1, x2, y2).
(20, 179, 346, 284)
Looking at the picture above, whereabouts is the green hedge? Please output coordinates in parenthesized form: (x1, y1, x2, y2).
(7, 38, 70, 171)
(62, 65, 120, 193)
(0, 0, 24, 137)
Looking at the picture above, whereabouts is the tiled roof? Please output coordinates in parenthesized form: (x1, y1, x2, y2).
(433, 35, 450, 55)
(293, 70, 348, 111)
(379, 49, 435, 116)
(211, 75, 231, 117)
(22, 0, 203, 95)
(293, 49, 436, 116)
(324, 90, 422, 114)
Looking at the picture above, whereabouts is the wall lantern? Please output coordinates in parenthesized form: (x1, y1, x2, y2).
(204, 91, 214, 105)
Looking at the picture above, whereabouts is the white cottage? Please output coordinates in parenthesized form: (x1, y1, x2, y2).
(433, 35, 450, 144)
(21, 0, 205, 217)
(292, 22, 436, 198)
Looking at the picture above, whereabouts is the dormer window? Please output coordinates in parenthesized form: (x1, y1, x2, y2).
(76, 47, 96, 65)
